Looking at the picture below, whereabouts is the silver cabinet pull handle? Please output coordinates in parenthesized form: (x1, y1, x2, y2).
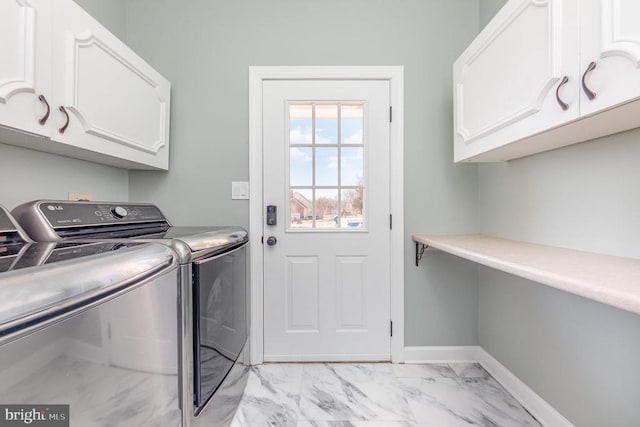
(38, 95, 50, 125)
(555, 76, 569, 111)
(58, 106, 70, 133)
(582, 61, 597, 100)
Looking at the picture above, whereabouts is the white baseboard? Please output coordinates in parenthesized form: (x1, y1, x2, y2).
(264, 353, 390, 362)
(403, 345, 480, 363)
(403, 346, 573, 427)
(476, 347, 573, 427)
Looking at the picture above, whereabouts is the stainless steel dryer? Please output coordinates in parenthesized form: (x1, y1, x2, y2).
(13, 200, 249, 423)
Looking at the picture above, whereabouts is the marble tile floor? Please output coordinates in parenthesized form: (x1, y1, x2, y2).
(227, 362, 542, 427)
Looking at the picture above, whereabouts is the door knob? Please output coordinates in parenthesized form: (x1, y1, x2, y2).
(266, 236, 277, 246)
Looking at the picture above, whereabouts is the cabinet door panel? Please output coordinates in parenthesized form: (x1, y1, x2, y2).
(51, 0, 170, 170)
(580, 0, 640, 116)
(454, 0, 580, 162)
(0, 0, 51, 137)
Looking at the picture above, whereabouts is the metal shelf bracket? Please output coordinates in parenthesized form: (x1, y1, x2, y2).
(415, 242, 429, 266)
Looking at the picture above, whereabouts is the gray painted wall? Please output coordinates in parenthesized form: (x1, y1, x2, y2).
(74, 0, 127, 42)
(479, 266, 640, 426)
(0, 144, 128, 210)
(0, 0, 129, 210)
(478, 1, 640, 424)
(125, 0, 481, 346)
(478, 0, 506, 30)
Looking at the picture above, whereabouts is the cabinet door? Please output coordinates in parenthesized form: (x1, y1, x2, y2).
(51, 0, 171, 170)
(453, 0, 580, 162)
(580, 0, 640, 116)
(0, 0, 52, 137)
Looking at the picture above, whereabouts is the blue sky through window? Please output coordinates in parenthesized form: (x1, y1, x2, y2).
(289, 110, 363, 189)
(315, 147, 338, 186)
(316, 118, 337, 144)
(341, 118, 363, 145)
(290, 146, 312, 186)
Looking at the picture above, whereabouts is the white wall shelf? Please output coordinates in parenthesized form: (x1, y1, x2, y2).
(413, 234, 640, 316)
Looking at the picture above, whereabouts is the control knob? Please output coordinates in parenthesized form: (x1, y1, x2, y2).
(111, 206, 128, 219)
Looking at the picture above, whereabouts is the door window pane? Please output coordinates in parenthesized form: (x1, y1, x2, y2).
(315, 189, 339, 229)
(340, 147, 363, 186)
(290, 105, 313, 145)
(341, 188, 364, 229)
(341, 105, 364, 145)
(290, 147, 313, 186)
(315, 104, 338, 144)
(290, 189, 314, 229)
(315, 147, 338, 186)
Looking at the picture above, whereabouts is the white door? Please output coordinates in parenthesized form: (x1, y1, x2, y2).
(0, 0, 52, 137)
(262, 80, 391, 361)
(580, 0, 640, 116)
(453, 0, 580, 162)
(50, 0, 171, 170)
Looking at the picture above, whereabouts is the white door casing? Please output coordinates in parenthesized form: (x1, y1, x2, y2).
(249, 66, 404, 365)
(580, 0, 640, 115)
(263, 80, 390, 361)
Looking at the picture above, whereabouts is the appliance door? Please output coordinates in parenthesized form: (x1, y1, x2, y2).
(193, 243, 247, 410)
(0, 269, 181, 426)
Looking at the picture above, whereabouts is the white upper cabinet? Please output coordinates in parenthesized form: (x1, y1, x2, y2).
(454, 0, 580, 162)
(51, 1, 170, 170)
(0, 0, 52, 137)
(580, 0, 640, 116)
(0, 0, 171, 170)
(454, 0, 640, 162)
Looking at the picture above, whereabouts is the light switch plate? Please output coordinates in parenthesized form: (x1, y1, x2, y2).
(231, 181, 249, 199)
(68, 192, 92, 201)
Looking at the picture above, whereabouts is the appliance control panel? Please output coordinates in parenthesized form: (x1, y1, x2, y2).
(37, 202, 166, 228)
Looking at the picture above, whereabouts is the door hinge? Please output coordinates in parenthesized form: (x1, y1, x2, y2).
(390, 320, 393, 337)
(261, 236, 264, 244)
(389, 214, 393, 230)
(389, 106, 393, 123)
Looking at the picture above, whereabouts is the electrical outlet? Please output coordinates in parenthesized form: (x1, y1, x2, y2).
(68, 192, 92, 201)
